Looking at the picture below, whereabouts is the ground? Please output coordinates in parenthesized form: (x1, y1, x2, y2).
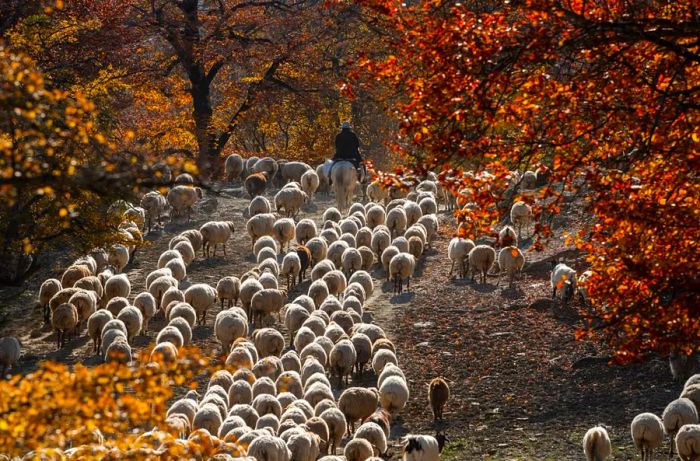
(0, 183, 679, 460)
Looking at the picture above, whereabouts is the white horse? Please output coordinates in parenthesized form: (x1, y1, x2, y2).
(330, 161, 357, 212)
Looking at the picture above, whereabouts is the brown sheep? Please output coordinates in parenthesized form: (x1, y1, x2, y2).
(428, 377, 450, 420)
(245, 172, 268, 198)
(363, 408, 391, 439)
(295, 245, 313, 285)
(338, 387, 379, 435)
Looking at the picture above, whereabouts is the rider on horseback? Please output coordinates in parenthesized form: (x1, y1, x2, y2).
(326, 121, 364, 186)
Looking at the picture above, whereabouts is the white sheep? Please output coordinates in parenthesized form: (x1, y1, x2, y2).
(260, 257, 281, 277)
(117, 306, 143, 344)
(160, 286, 185, 312)
(184, 283, 217, 325)
(104, 273, 131, 303)
(173, 240, 195, 266)
(322, 271, 347, 298)
(251, 289, 288, 327)
(52, 303, 79, 349)
(108, 244, 129, 273)
(180, 229, 204, 256)
(345, 438, 374, 461)
(133, 292, 156, 332)
(676, 424, 700, 461)
(386, 207, 407, 238)
(150, 341, 178, 363)
(167, 185, 202, 222)
(259, 270, 279, 290)
(468, 245, 496, 284)
(582, 426, 611, 461)
(156, 325, 184, 348)
(402, 434, 444, 461)
(148, 275, 178, 307)
(105, 335, 132, 363)
(295, 219, 318, 245)
(168, 302, 197, 328)
(630, 412, 664, 461)
(240, 278, 264, 318)
(39, 278, 63, 323)
(247, 213, 276, 251)
(214, 310, 248, 354)
(158, 249, 183, 269)
(389, 253, 416, 294)
(281, 252, 302, 291)
(663, 398, 699, 446)
(275, 187, 308, 218)
(392, 236, 409, 253)
(165, 257, 187, 282)
(551, 262, 578, 302)
(403, 202, 422, 228)
(225, 153, 244, 181)
(200, 221, 236, 258)
(168, 317, 192, 345)
(140, 191, 167, 232)
(306, 237, 328, 266)
(300, 170, 320, 200)
(274, 218, 296, 252)
(287, 431, 320, 461)
(355, 422, 387, 456)
(497, 246, 525, 288)
(341, 248, 363, 277)
(280, 161, 313, 184)
(216, 276, 241, 308)
(320, 408, 347, 454)
(367, 181, 389, 204)
(0, 337, 21, 376)
(68, 290, 97, 327)
(87, 310, 113, 354)
(510, 201, 533, 239)
(330, 339, 357, 387)
(416, 215, 438, 248)
(247, 435, 291, 461)
(371, 229, 391, 258)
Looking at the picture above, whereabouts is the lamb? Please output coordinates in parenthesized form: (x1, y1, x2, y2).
(582, 426, 611, 461)
(630, 412, 664, 461)
(251, 289, 288, 327)
(676, 424, 700, 461)
(167, 185, 202, 221)
(300, 170, 320, 201)
(389, 253, 416, 294)
(0, 337, 21, 376)
(338, 387, 379, 435)
(274, 218, 296, 252)
(275, 187, 308, 218)
(663, 398, 699, 449)
(39, 278, 62, 323)
(104, 273, 131, 302)
(217, 276, 241, 308)
(293, 219, 318, 246)
(421, 376, 449, 423)
(281, 252, 302, 291)
(497, 225, 518, 248)
(330, 339, 357, 387)
(510, 201, 533, 239)
(402, 434, 446, 461)
(200, 221, 236, 257)
(184, 283, 218, 325)
(551, 262, 578, 302)
(344, 438, 374, 461)
(140, 191, 167, 232)
(52, 303, 79, 349)
(225, 153, 244, 181)
(355, 422, 387, 456)
(245, 172, 269, 198)
(386, 207, 408, 238)
(468, 245, 496, 284)
(497, 246, 525, 288)
(341, 248, 363, 277)
(108, 244, 129, 273)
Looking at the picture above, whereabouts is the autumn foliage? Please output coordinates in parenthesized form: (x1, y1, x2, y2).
(352, 0, 700, 361)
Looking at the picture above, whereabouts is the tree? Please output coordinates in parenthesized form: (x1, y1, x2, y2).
(352, 0, 700, 362)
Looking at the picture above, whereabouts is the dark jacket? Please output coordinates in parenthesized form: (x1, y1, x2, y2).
(334, 128, 361, 162)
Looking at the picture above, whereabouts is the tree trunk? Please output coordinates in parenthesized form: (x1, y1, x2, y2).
(191, 73, 218, 180)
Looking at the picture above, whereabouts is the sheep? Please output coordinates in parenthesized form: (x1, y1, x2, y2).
(630, 412, 664, 461)
(116, 306, 143, 344)
(418, 197, 437, 216)
(468, 245, 496, 284)
(372, 349, 398, 378)
(389, 253, 416, 294)
(371, 229, 391, 259)
(577, 270, 594, 305)
(225, 153, 244, 181)
(173, 240, 195, 266)
(319, 408, 347, 455)
(355, 422, 387, 456)
(165, 257, 187, 281)
(300, 170, 320, 201)
(280, 161, 312, 184)
(367, 181, 389, 204)
(301, 343, 329, 370)
(105, 335, 132, 363)
(168, 317, 192, 345)
(676, 424, 700, 461)
(167, 185, 202, 221)
(510, 201, 533, 239)
(245, 172, 269, 198)
(386, 207, 407, 238)
(249, 195, 272, 218)
(158, 249, 183, 269)
(497, 225, 518, 248)
(392, 236, 409, 253)
(215, 310, 248, 354)
(284, 304, 310, 345)
(85, 310, 113, 354)
(582, 426, 611, 461)
(140, 191, 167, 232)
(108, 244, 129, 273)
(330, 339, 357, 387)
(338, 387, 379, 435)
(240, 278, 264, 318)
(428, 377, 449, 421)
(355, 227, 372, 249)
(247, 435, 291, 461)
(179, 229, 204, 256)
(320, 228, 339, 245)
(341, 248, 363, 276)
(305, 238, 328, 266)
(416, 215, 438, 248)
(327, 240, 350, 270)
(148, 275, 178, 308)
(311, 260, 335, 284)
(286, 431, 321, 461)
(251, 289, 287, 327)
(295, 219, 318, 246)
(275, 187, 308, 218)
(247, 213, 276, 251)
(184, 283, 217, 325)
(0, 337, 21, 377)
(281, 252, 302, 291)
(228, 381, 253, 406)
(61, 264, 92, 288)
(663, 398, 699, 452)
(166, 301, 196, 329)
(345, 438, 374, 461)
(273, 218, 296, 252)
(104, 273, 131, 302)
(255, 235, 279, 256)
(200, 221, 236, 257)
(497, 246, 525, 288)
(402, 434, 446, 461)
(52, 303, 79, 349)
(259, 270, 279, 290)
(252, 393, 283, 419)
(68, 290, 97, 327)
(39, 278, 62, 323)
(322, 271, 347, 298)
(214, 276, 241, 309)
(551, 262, 578, 302)
(193, 403, 223, 436)
(150, 341, 178, 363)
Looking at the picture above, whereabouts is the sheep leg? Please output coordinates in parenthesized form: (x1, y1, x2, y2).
(449, 260, 454, 277)
(407, 277, 410, 292)
(223, 243, 227, 256)
(552, 287, 557, 299)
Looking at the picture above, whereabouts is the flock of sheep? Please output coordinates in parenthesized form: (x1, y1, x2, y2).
(0, 155, 457, 460)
